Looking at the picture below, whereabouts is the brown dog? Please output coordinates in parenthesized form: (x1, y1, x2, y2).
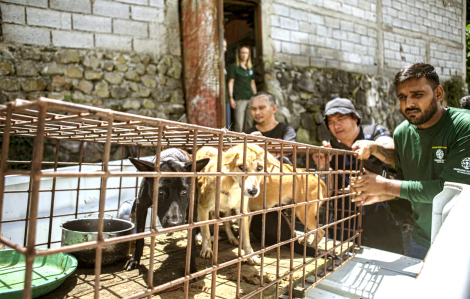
(249, 153, 327, 248)
(196, 144, 268, 265)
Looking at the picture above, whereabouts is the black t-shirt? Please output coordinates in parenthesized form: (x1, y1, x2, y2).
(329, 124, 391, 186)
(245, 122, 296, 141)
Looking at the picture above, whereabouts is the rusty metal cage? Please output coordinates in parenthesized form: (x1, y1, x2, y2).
(0, 98, 362, 299)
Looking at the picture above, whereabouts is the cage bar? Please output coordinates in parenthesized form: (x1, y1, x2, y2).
(0, 98, 361, 299)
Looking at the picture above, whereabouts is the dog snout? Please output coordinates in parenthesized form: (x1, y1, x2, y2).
(166, 213, 183, 226)
(248, 188, 258, 196)
(162, 202, 184, 227)
(246, 187, 259, 197)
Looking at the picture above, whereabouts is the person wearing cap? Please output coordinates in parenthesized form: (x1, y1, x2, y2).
(313, 98, 394, 180)
(351, 63, 470, 259)
(244, 92, 296, 141)
(313, 97, 402, 253)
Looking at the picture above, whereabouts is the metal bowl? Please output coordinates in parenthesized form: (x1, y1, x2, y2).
(61, 218, 135, 267)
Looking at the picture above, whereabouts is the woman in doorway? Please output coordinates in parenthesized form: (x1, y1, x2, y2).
(228, 45, 257, 132)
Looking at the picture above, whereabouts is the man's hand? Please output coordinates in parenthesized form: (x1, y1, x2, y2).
(351, 140, 376, 160)
(250, 131, 263, 137)
(352, 136, 395, 164)
(230, 98, 236, 109)
(350, 169, 401, 198)
(350, 169, 387, 196)
(352, 194, 396, 206)
(312, 141, 333, 170)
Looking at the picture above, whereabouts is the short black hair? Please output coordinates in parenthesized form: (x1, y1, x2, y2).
(461, 96, 470, 110)
(393, 63, 440, 90)
(251, 92, 276, 106)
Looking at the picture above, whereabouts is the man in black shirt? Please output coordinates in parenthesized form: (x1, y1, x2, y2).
(244, 92, 296, 141)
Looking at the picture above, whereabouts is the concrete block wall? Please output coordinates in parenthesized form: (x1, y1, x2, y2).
(383, 32, 426, 69)
(269, 0, 379, 74)
(267, 0, 465, 81)
(0, 0, 177, 56)
(382, 0, 462, 43)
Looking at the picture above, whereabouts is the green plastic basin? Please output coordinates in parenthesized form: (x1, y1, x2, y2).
(0, 250, 77, 299)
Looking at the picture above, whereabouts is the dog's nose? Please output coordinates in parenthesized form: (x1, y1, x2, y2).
(162, 202, 184, 227)
(166, 214, 183, 226)
(247, 188, 258, 197)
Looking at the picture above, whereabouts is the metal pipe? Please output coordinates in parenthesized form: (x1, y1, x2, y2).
(0, 105, 13, 233)
(23, 102, 48, 299)
(93, 114, 113, 299)
(217, 0, 225, 128)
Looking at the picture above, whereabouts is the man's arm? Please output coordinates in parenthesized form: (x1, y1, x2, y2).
(351, 136, 395, 164)
(353, 127, 470, 204)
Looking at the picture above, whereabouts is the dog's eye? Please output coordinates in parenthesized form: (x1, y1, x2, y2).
(158, 190, 164, 196)
(257, 165, 263, 171)
(181, 190, 188, 196)
(238, 165, 244, 171)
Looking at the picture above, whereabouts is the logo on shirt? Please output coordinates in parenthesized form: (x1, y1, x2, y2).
(432, 146, 446, 164)
(454, 157, 470, 176)
(462, 158, 470, 170)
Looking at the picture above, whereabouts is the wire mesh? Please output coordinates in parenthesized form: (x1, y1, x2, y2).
(0, 98, 362, 299)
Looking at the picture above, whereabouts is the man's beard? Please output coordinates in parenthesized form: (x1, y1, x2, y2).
(254, 118, 264, 125)
(402, 95, 438, 126)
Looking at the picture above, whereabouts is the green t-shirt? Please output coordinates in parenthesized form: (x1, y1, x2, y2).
(228, 63, 255, 100)
(394, 107, 470, 247)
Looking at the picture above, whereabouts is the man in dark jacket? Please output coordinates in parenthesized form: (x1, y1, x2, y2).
(313, 98, 404, 253)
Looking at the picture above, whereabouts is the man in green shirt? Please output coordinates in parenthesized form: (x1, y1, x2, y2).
(351, 63, 470, 259)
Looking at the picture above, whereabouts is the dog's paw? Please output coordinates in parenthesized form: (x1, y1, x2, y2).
(227, 236, 239, 245)
(200, 247, 213, 259)
(307, 237, 317, 247)
(247, 255, 261, 265)
(123, 258, 140, 271)
(317, 249, 340, 260)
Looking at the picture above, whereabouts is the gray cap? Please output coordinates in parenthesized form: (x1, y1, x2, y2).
(324, 98, 361, 127)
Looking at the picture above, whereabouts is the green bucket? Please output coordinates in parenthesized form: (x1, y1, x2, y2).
(0, 250, 77, 299)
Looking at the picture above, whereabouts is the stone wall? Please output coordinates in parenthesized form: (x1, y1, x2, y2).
(0, 0, 184, 119)
(264, 0, 466, 82)
(0, 44, 185, 121)
(264, 63, 403, 145)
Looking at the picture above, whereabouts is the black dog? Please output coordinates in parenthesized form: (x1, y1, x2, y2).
(124, 148, 210, 272)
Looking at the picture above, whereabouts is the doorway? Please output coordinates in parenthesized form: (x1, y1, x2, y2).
(224, 0, 263, 83)
(223, 0, 263, 129)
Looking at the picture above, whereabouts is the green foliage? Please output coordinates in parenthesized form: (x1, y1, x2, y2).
(0, 136, 58, 170)
(0, 136, 34, 170)
(443, 78, 465, 108)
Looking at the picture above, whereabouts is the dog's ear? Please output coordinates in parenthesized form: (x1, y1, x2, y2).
(223, 149, 239, 166)
(129, 157, 156, 171)
(183, 158, 210, 172)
